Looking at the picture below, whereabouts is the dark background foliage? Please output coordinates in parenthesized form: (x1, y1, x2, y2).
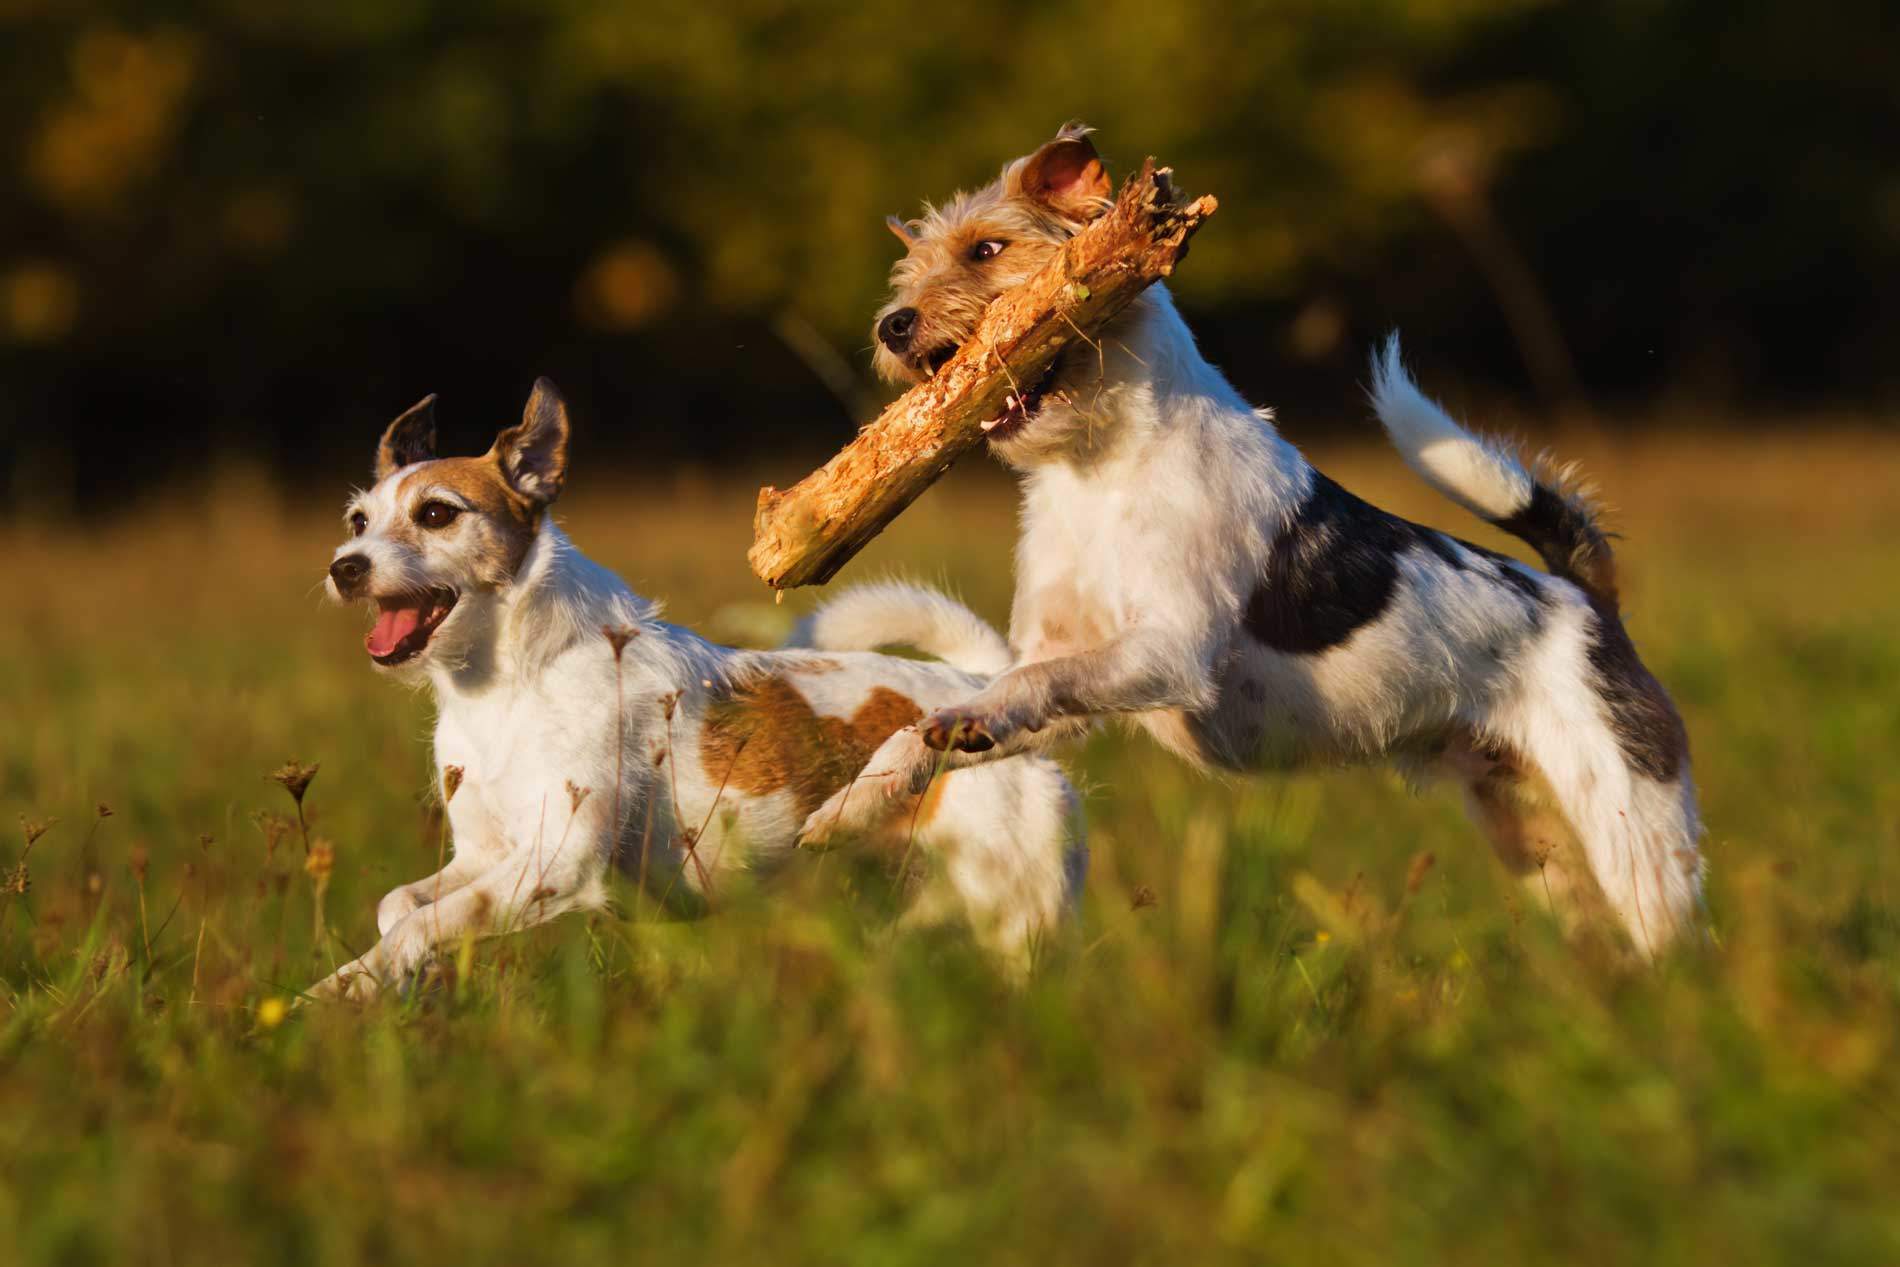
(1, 0, 1894, 507)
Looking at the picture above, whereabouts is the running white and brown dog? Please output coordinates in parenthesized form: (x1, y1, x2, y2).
(310, 381, 1083, 999)
(806, 124, 1701, 955)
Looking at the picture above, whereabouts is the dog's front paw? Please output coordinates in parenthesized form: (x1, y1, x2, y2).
(376, 885, 425, 937)
(306, 958, 384, 1004)
(797, 730, 935, 848)
(920, 706, 1004, 753)
(797, 781, 894, 850)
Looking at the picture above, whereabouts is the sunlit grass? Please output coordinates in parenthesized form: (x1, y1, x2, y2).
(3, 430, 1899, 1264)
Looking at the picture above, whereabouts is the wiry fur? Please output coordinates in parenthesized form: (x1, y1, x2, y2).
(309, 384, 1083, 999)
(786, 579, 1014, 676)
(813, 126, 1703, 956)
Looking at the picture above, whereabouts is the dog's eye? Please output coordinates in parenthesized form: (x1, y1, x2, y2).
(349, 511, 367, 536)
(969, 240, 1006, 262)
(416, 501, 461, 530)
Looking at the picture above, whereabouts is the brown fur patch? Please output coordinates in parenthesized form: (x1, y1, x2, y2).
(397, 457, 543, 581)
(698, 679, 923, 819)
(912, 769, 953, 829)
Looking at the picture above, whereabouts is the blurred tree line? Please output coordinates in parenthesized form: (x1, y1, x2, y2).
(1, 0, 1894, 507)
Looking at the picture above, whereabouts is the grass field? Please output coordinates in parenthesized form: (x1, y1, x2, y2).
(4, 429, 1899, 1265)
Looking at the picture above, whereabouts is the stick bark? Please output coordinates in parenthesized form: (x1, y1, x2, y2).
(748, 159, 1217, 590)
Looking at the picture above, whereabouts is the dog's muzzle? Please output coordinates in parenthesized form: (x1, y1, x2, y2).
(877, 307, 917, 354)
(330, 553, 370, 598)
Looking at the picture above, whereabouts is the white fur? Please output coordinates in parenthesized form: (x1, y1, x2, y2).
(787, 578, 1014, 675)
(1369, 333, 1533, 522)
(310, 469, 1082, 1000)
(809, 290, 1702, 956)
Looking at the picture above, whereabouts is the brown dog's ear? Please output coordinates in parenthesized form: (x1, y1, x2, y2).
(1009, 125, 1112, 221)
(374, 394, 438, 481)
(885, 215, 918, 248)
(491, 377, 569, 507)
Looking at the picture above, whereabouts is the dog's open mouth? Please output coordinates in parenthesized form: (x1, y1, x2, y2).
(980, 351, 1067, 441)
(365, 589, 458, 665)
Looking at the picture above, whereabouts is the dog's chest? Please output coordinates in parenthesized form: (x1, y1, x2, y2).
(1011, 482, 1166, 662)
(433, 693, 588, 848)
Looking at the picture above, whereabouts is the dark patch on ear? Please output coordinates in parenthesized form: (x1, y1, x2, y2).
(493, 377, 569, 506)
(1584, 598, 1688, 781)
(374, 394, 437, 481)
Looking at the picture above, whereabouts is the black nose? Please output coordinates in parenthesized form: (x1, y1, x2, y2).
(877, 307, 918, 353)
(329, 554, 370, 594)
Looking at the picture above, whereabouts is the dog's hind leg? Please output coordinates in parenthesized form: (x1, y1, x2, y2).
(907, 762, 1087, 973)
(1455, 748, 1613, 938)
(1499, 715, 1702, 957)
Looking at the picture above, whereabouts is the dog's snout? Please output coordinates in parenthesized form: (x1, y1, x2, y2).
(330, 554, 370, 595)
(877, 307, 918, 353)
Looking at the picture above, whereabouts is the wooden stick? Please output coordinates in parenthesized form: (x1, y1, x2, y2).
(748, 159, 1217, 590)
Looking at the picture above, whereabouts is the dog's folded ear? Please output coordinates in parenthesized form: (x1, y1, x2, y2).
(1010, 124, 1112, 222)
(492, 377, 569, 507)
(375, 394, 438, 481)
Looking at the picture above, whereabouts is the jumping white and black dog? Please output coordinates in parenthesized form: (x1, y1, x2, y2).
(311, 380, 1083, 998)
(804, 124, 1700, 954)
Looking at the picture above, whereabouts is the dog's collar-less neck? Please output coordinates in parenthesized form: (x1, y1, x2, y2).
(426, 521, 661, 700)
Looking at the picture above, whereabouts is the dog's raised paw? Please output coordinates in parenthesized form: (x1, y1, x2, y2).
(921, 709, 997, 753)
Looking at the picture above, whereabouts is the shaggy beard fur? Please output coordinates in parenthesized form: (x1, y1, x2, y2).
(815, 125, 1702, 956)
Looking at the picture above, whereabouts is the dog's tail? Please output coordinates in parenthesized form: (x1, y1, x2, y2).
(789, 581, 1014, 676)
(1369, 333, 1620, 610)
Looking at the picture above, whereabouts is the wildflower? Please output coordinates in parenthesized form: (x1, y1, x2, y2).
(252, 810, 291, 861)
(304, 838, 335, 890)
(257, 997, 289, 1029)
(269, 760, 320, 807)
(602, 624, 639, 659)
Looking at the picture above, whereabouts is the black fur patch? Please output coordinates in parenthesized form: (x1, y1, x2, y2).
(1584, 599, 1688, 781)
(1491, 483, 1615, 604)
(1245, 471, 1545, 655)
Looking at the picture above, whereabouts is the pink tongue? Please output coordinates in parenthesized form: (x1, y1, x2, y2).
(366, 605, 424, 658)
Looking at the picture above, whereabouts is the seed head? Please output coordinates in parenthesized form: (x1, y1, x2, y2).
(566, 781, 591, 814)
(1405, 851, 1437, 896)
(96, 803, 114, 819)
(442, 765, 465, 804)
(3, 862, 28, 896)
(602, 624, 640, 660)
(20, 816, 58, 849)
(129, 844, 149, 884)
(1130, 885, 1158, 911)
(269, 760, 320, 807)
(252, 810, 291, 860)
